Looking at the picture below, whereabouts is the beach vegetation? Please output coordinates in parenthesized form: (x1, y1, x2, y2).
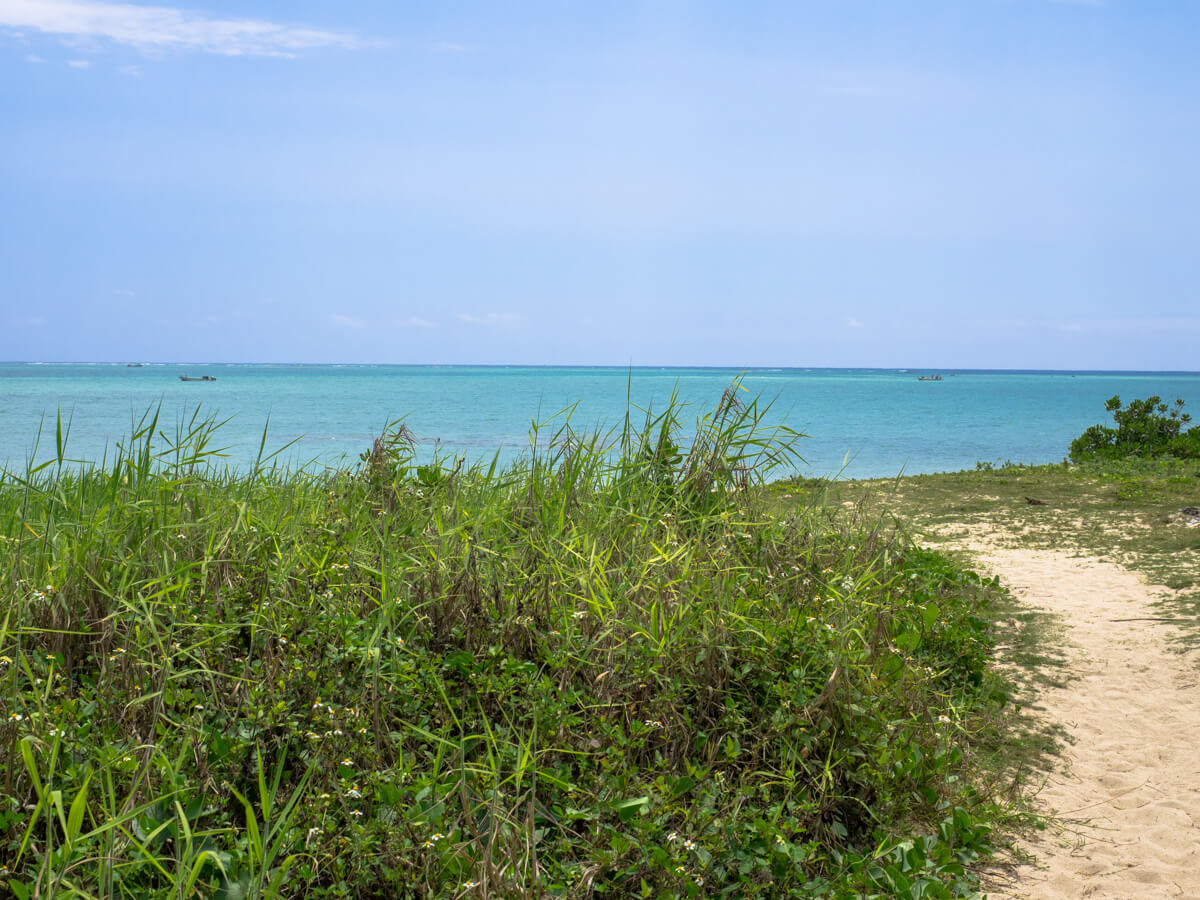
(0, 389, 1014, 897)
(1069, 395, 1198, 462)
(830, 452, 1200, 646)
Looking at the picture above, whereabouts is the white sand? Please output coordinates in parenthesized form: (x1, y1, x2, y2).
(963, 544, 1200, 899)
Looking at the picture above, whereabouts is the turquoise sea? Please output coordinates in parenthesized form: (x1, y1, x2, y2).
(1, 363, 1197, 480)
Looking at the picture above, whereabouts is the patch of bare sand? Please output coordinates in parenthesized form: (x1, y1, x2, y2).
(957, 538, 1200, 899)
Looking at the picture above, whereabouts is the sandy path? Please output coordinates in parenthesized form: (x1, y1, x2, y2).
(961, 544, 1200, 899)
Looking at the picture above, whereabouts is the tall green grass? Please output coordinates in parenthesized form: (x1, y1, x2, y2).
(1, 387, 1008, 898)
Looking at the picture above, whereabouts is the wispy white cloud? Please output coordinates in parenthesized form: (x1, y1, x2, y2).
(845, 317, 864, 329)
(111, 287, 135, 296)
(0, 0, 358, 58)
(1053, 316, 1200, 334)
(329, 313, 366, 329)
(13, 315, 47, 327)
(66, 57, 89, 68)
(428, 41, 467, 54)
(117, 63, 139, 76)
(456, 312, 524, 328)
(25, 52, 44, 62)
(815, 67, 924, 99)
(396, 316, 437, 328)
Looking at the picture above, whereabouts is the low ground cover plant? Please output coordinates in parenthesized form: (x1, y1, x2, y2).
(1, 389, 1010, 898)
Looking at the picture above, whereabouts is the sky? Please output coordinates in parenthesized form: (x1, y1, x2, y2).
(1, 1, 1197, 369)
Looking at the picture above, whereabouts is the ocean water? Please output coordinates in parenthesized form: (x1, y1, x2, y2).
(1, 363, 1197, 480)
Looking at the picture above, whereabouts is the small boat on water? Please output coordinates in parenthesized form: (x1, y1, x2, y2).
(179, 375, 217, 382)
(917, 374, 943, 381)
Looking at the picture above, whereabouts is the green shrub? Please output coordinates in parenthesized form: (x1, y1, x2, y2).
(1169, 426, 1200, 460)
(0, 393, 1010, 898)
(1068, 395, 1194, 462)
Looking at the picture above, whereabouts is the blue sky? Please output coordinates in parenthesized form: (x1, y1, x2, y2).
(1, 1, 1197, 368)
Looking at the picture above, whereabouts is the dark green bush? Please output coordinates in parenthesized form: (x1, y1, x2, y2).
(1068, 395, 1194, 462)
(0, 395, 1009, 899)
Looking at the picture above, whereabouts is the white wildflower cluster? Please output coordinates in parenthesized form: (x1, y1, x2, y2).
(667, 832, 697, 852)
(305, 701, 362, 740)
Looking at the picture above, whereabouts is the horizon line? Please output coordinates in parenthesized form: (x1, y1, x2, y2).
(3, 361, 1199, 376)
